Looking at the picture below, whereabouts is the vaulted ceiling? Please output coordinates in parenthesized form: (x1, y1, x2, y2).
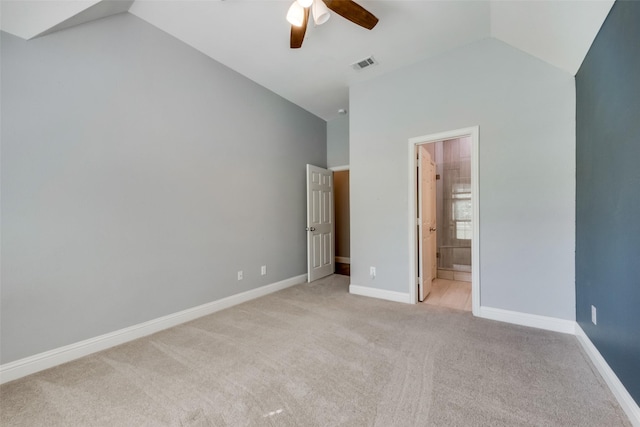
(0, 0, 614, 121)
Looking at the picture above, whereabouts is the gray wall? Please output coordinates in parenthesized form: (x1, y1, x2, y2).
(350, 38, 576, 320)
(576, 0, 640, 405)
(327, 115, 349, 168)
(0, 13, 326, 363)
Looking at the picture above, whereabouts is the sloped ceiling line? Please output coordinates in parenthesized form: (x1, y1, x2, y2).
(0, 0, 614, 120)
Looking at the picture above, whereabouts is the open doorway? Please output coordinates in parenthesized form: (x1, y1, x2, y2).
(420, 139, 472, 311)
(408, 127, 479, 315)
(333, 168, 350, 276)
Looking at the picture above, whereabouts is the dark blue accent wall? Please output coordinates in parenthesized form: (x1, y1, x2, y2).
(576, 0, 640, 405)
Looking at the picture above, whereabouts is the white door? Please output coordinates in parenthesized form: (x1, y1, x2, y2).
(418, 146, 437, 301)
(307, 164, 334, 282)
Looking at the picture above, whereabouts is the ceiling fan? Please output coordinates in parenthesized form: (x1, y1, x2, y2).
(286, 0, 379, 49)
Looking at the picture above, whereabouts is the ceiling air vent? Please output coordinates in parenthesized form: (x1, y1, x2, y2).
(352, 56, 378, 71)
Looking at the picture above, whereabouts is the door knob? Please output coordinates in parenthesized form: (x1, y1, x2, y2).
(306, 227, 316, 231)
(430, 227, 436, 232)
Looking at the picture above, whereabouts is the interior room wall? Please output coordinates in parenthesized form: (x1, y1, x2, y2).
(0, 13, 326, 364)
(575, 0, 640, 405)
(350, 38, 576, 320)
(327, 115, 349, 168)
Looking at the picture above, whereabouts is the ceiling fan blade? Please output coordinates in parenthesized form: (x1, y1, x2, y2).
(322, 0, 378, 30)
(290, 7, 310, 49)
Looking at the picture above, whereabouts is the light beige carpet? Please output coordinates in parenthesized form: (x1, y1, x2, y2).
(0, 275, 631, 426)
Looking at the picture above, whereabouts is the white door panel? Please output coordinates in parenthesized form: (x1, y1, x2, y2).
(307, 165, 334, 282)
(418, 147, 437, 301)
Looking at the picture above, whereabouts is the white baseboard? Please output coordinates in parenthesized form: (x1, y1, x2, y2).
(349, 284, 411, 304)
(575, 325, 640, 426)
(475, 307, 639, 425)
(0, 274, 307, 385)
(335, 256, 351, 264)
(478, 306, 576, 334)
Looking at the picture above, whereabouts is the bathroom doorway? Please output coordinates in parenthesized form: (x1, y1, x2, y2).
(435, 138, 472, 280)
(423, 138, 472, 310)
(408, 127, 479, 314)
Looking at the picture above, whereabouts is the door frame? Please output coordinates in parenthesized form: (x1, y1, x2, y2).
(407, 126, 480, 315)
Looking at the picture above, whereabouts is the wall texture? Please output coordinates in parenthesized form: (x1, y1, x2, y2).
(327, 115, 349, 168)
(0, 13, 326, 363)
(350, 38, 576, 320)
(575, 0, 640, 405)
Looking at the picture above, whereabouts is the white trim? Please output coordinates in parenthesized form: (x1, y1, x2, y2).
(478, 306, 576, 334)
(408, 126, 480, 315)
(0, 274, 307, 385)
(349, 284, 411, 304)
(329, 165, 349, 172)
(335, 256, 351, 264)
(575, 325, 640, 426)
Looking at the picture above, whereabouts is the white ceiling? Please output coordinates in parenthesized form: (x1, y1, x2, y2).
(0, 0, 614, 121)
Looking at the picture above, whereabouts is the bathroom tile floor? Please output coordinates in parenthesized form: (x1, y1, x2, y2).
(424, 278, 472, 311)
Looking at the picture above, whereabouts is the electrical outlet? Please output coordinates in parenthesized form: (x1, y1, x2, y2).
(591, 305, 597, 325)
(370, 266, 376, 279)
(261, 265, 267, 276)
(237, 270, 243, 281)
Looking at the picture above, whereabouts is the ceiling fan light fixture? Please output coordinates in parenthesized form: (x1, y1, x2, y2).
(287, 0, 377, 49)
(297, 0, 313, 8)
(286, 1, 305, 27)
(312, 0, 330, 25)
